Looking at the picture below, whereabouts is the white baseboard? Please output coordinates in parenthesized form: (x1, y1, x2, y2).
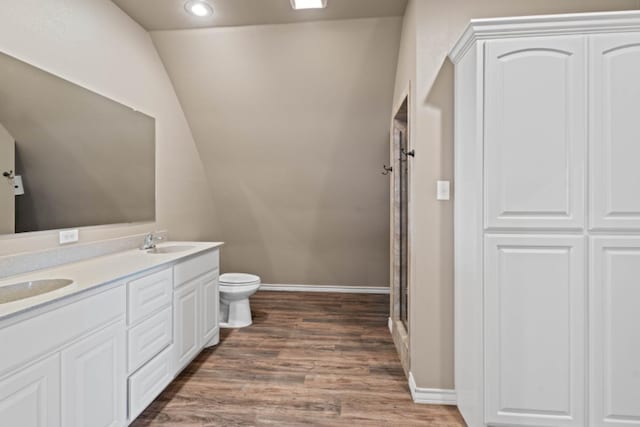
(408, 372, 457, 405)
(259, 284, 390, 294)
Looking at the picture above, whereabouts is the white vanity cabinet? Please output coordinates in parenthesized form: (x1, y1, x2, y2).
(126, 249, 220, 422)
(173, 250, 220, 374)
(125, 268, 174, 422)
(450, 11, 640, 427)
(0, 243, 221, 427)
(0, 283, 127, 427)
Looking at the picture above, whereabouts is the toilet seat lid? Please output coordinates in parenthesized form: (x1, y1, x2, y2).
(220, 273, 261, 285)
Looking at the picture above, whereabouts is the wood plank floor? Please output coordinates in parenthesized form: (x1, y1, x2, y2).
(131, 291, 466, 427)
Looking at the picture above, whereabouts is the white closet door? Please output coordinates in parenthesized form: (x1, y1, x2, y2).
(590, 33, 640, 230)
(484, 37, 586, 230)
(591, 237, 640, 426)
(484, 235, 585, 427)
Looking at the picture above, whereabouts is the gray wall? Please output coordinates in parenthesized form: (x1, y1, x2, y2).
(393, 0, 640, 390)
(0, 0, 215, 255)
(152, 17, 402, 286)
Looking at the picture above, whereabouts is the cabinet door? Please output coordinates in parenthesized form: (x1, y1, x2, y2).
(201, 272, 219, 347)
(0, 354, 60, 427)
(590, 33, 640, 230)
(484, 36, 586, 230)
(61, 321, 126, 427)
(174, 279, 200, 373)
(484, 235, 585, 426)
(591, 237, 640, 426)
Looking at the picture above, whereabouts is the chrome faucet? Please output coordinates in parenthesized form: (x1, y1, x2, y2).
(141, 232, 164, 250)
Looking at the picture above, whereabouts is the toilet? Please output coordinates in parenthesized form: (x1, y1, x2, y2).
(219, 273, 261, 328)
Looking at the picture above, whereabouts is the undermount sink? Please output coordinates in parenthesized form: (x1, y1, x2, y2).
(0, 279, 74, 304)
(146, 245, 195, 254)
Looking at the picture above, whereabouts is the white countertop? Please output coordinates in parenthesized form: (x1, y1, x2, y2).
(0, 241, 223, 320)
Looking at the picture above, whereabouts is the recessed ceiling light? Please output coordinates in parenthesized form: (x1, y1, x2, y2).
(184, 0, 213, 17)
(290, 0, 327, 10)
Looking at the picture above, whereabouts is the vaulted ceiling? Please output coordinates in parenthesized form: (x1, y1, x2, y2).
(112, 0, 407, 31)
(107, 0, 405, 283)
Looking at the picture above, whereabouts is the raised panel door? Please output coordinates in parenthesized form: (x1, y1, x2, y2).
(0, 354, 60, 427)
(484, 37, 586, 230)
(484, 234, 586, 426)
(201, 272, 219, 347)
(174, 279, 200, 373)
(61, 321, 126, 427)
(591, 237, 640, 426)
(590, 33, 640, 230)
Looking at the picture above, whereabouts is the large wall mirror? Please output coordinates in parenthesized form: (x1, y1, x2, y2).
(0, 51, 155, 235)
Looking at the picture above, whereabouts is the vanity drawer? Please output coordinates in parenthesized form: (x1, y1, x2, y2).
(173, 250, 219, 288)
(128, 306, 172, 374)
(127, 268, 172, 325)
(128, 344, 173, 422)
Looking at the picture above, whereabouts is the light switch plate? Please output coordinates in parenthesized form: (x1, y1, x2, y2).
(437, 180, 451, 201)
(59, 229, 79, 245)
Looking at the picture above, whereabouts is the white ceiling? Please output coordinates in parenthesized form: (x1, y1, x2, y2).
(112, 0, 407, 31)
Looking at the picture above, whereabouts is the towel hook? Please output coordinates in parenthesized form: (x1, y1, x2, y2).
(382, 165, 393, 175)
(401, 148, 415, 159)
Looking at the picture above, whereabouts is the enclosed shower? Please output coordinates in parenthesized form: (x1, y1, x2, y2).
(387, 94, 411, 372)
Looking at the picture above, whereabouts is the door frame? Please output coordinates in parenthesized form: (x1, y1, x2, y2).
(389, 83, 411, 375)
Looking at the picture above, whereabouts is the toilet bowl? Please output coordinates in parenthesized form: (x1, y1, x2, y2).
(219, 273, 261, 328)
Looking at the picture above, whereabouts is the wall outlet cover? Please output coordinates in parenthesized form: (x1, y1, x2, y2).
(13, 175, 25, 196)
(59, 229, 79, 245)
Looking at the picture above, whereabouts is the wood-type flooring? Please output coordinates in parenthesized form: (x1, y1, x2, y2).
(131, 291, 466, 427)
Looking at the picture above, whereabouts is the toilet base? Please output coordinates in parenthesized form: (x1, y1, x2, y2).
(220, 297, 253, 328)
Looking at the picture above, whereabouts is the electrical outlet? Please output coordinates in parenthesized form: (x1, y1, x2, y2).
(59, 229, 79, 245)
